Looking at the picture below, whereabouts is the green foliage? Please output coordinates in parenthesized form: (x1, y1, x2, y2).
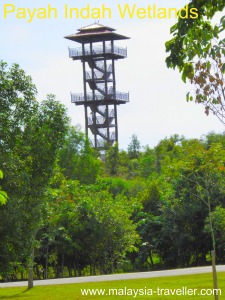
(43, 181, 139, 275)
(105, 142, 119, 175)
(166, 2, 225, 122)
(0, 62, 69, 282)
(2, 60, 225, 280)
(139, 146, 156, 178)
(165, 1, 225, 72)
(56, 127, 103, 185)
(205, 206, 225, 260)
(128, 134, 141, 159)
(0, 170, 7, 205)
(3, 128, 225, 277)
(74, 137, 103, 184)
(0, 61, 38, 153)
(57, 126, 85, 180)
(0, 190, 7, 205)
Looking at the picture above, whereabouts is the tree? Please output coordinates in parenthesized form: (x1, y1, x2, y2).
(74, 137, 103, 184)
(165, 1, 225, 74)
(21, 94, 69, 288)
(57, 126, 85, 180)
(205, 206, 225, 262)
(43, 180, 139, 276)
(128, 134, 141, 159)
(185, 36, 225, 124)
(105, 142, 119, 175)
(0, 61, 69, 287)
(165, 1, 225, 122)
(0, 61, 38, 152)
(154, 135, 183, 174)
(157, 136, 225, 299)
(136, 180, 163, 270)
(0, 61, 38, 281)
(139, 146, 156, 179)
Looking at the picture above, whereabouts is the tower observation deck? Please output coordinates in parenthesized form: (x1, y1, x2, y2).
(65, 23, 129, 149)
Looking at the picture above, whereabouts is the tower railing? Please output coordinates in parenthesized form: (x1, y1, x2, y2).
(71, 92, 129, 103)
(91, 137, 115, 148)
(91, 139, 106, 148)
(69, 45, 127, 58)
(88, 116, 105, 125)
(97, 129, 115, 141)
(85, 67, 112, 80)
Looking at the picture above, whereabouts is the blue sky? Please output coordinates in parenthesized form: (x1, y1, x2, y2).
(1, 0, 225, 149)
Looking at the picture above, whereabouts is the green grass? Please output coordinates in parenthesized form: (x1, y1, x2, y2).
(0, 272, 224, 299)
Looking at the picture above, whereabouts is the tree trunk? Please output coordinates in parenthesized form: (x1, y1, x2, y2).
(45, 245, 49, 279)
(149, 250, 155, 267)
(28, 248, 34, 289)
(61, 253, 64, 278)
(67, 265, 72, 277)
(211, 250, 219, 300)
(73, 262, 77, 277)
(78, 265, 81, 276)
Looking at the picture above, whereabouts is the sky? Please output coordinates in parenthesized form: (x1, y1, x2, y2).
(1, 0, 225, 150)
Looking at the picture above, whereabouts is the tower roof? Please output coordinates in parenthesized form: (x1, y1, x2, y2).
(78, 23, 116, 32)
(64, 23, 129, 43)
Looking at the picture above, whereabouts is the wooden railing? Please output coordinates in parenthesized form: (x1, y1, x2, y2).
(69, 45, 127, 58)
(71, 92, 129, 103)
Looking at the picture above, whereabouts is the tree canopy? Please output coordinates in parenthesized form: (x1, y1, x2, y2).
(166, 1, 225, 123)
(2, 61, 225, 285)
(0, 61, 69, 286)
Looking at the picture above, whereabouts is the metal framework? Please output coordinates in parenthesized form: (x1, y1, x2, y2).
(65, 23, 129, 149)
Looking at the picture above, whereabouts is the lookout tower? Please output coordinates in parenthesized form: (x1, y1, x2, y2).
(65, 23, 129, 149)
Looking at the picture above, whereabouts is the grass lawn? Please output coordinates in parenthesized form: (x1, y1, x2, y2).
(0, 272, 224, 299)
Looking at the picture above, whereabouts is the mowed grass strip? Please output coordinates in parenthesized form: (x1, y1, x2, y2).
(0, 272, 224, 300)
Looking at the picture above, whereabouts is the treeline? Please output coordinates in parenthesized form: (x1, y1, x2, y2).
(1, 61, 225, 281)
